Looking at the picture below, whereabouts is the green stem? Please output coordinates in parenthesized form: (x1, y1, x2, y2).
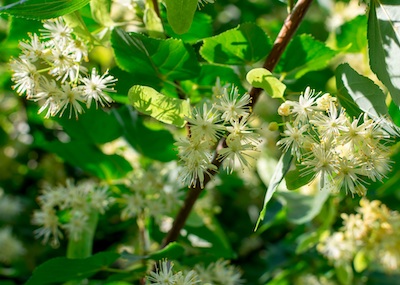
(66, 211, 99, 259)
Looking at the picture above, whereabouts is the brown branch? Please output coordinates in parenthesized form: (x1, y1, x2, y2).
(152, 0, 161, 18)
(161, 0, 314, 248)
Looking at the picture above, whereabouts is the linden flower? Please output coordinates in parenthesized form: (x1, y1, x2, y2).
(80, 68, 117, 108)
(277, 122, 311, 159)
(286, 86, 318, 124)
(186, 103, 224, 143)
(214, 86, 251, 122)
(148, 260, 176, 284)
(10, 17, 116, 119)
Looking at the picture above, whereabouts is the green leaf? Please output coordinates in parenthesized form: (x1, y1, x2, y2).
(111, 28, 200, 82)
(128, 85, 190, 127)
(200, 23, 272, 65)
(353, 249, 368, 273)
(336, 63, 388, 118)
(185, 214, 235, 259)
(255, 151, 293, 230)
(336, 15, 367, 53)
(277, 183, 330, 224)
(165, 0, 198, 34)
(165, 12, 213, 44)
(35, 136, 133, 180)
(114, 106, 177, 162)
(295, 231, 320, 254)
(285, 167, 314, 190)
(148, 242, 185, 260)
(277, 34, 338, 79)
(120, 242, 184, 262)
(0, 0, 90, 19)
(144, 2, 164, 39)
(56, 107, 123, 145)
(368, 0, 400, 106)
(90, 0, 113, 27)
(246, 68, 286, 99)
(335, 262, 354, 285)
(180, 63, 244, 103)
(25, 252, 119, 285)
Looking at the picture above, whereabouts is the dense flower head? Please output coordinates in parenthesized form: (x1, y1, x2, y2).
(318, 198, 400, 272)
(276, 87, 392, 196)
(32, 180, 113, 247)
(120, 162, 183, 223)
(0, 227, 26, 264)
(176, 81, 261, 188)
(147, 259, 243, 285)
(10, 17, 117, 118)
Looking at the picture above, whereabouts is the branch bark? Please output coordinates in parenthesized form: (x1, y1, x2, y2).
(161, 0, 314, 248)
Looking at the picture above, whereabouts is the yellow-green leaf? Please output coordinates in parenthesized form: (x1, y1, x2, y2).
(246, 68, 286, 99)
(128, 85, 190, 127)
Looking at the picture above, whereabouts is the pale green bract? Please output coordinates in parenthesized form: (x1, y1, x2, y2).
(246, 68, 286, 99)
(128, 85, 190, 128)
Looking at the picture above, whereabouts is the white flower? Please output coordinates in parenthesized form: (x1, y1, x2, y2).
(286, 86, 318, 124)
(80, 68, 116, 108)
(58, 83, 85, 118)
(41, 18, 73, 46)
(214, 86, 250, 122)
(61, 210, 88, 241)
(32, 207, 63, 247)
(277, 122, 311, 158)
(318, 232, 355, 263)
(186, 103, 223, 143)
(34, 77, 64, 118)
(19, 33, 45, 62)
(148, 260, 176, 285)
(310, 102, 347, 141)
(10, 58, 39, 97)
(218, 133, 258, 173)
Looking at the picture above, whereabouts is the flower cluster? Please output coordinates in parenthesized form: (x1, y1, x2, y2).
(120, 162, 183, 223)
(147, 259, 243, 285)
(0, 227, 26, 264)
(10, 18, 117, 119)
(32, 180, 113, 247)
(176, 84, 260, 188)
(277, 87, 392, 195)
(318, 198, 400, 272)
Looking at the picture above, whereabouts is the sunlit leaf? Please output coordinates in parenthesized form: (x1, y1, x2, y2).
(0, 0, 90, 19)
(200, 23, 272, 65)
(336, 15, 367, 53)
(111, 28, 200, 81)
(128, 85, 190, 127)
(277, 34, 338, 79)
(368, 0, 400, 106)
(255, 151, 293, 230)
(336, 63, 388, 117)
(90, 0, 113, 27)
(246, 68, 286, 99)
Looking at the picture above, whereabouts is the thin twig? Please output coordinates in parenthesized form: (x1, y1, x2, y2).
(152, 0, 161, 18)
(161, 0, 314, 248)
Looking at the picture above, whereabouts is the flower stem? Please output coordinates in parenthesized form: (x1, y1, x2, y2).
(161, 0, 314, 248)
(66, 211, 99, 259)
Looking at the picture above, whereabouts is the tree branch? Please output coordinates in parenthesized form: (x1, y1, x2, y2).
(161, 0, 314, 248)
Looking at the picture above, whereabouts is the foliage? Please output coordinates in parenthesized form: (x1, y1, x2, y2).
(1, 0, 400, 284)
